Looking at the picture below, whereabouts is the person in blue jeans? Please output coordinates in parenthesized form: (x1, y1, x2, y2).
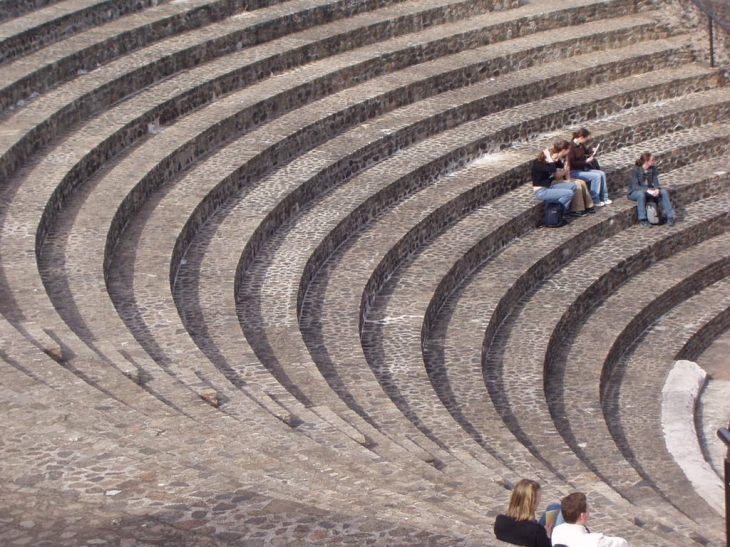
(628, 152, 675, 227)
(567, 128, 611, 206)
(531, 144, 577, 213)
(539, 501, 565, 528)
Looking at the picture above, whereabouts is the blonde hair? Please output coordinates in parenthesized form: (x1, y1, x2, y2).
(506, 479, 541, 521)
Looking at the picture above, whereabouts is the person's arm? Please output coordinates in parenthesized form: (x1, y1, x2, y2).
(585, 144, 597, 165)
(627, 167, 642, 194)
(597, 534, 629, 547)
(568, 145, 586, 170)
(553, 159, 568, 180)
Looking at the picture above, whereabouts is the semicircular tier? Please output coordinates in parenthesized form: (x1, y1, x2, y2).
(1, 0, 729, 543)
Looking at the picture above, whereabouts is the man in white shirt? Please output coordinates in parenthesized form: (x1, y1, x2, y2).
(551, 492, 628, 547)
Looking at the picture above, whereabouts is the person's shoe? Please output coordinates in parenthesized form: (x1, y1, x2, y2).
(595, 201, 605, 207)
(586, 207, 596, 214)
(667, 217, 676, 227)
(639, 220, 652, 228)
(603, 199, 613, 205)
(568, 210, 585, 217)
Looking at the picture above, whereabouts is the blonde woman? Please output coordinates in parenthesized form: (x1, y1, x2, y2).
(494, 479, 554, 547)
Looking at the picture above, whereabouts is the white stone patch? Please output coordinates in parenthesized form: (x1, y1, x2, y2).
(363, 314, 421, 325)
(472, 152, 511, 166)
(699, 378, 730, 477)
(662, 360, 724, 514)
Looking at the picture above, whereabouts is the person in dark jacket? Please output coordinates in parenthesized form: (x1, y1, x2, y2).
(531, 144, 577, 213)
(567, 128, 611, 206)
(494, 479, 553, 547)
(628, 152, 675, 227)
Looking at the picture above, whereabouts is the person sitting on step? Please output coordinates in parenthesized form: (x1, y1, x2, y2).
(568, 128, 611, 207)
(545, 140, 595, 216)
(494, 479, 554, 547)
(551, 492, 629, 547)
(532, 143, 577, 215)
(628, 152, 676, 227)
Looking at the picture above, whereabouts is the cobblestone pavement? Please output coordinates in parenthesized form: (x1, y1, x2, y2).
(1, 0, 729, 545)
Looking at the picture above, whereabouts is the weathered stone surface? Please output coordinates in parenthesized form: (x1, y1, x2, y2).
(1, 0, 729, 544)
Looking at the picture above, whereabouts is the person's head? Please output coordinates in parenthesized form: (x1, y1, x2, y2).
(506, 479, 541, 521)
(635, 152, 655, 169)
(537, 140, 570, 162)
(572, 128, 591, 144)
(552, 140, 571, 159)
(560, 492, 589, 525)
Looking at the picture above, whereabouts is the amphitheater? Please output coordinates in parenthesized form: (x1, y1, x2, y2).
(3, 0, 730, 544)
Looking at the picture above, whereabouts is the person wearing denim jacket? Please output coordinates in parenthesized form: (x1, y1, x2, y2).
(628, 152, 675, 227)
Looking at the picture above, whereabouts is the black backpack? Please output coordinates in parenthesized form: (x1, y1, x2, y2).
(544, 201, 567, 227)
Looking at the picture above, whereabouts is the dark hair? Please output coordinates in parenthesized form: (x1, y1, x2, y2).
(537, 140, 571, 162)
(560, 492, 587, 524)
(635, 151, 653, 166)
(572, 128, 591, 139)
(553, 140, 571, 152)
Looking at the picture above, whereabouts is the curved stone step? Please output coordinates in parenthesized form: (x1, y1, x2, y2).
(21, 0, 608, 476)
(0, 341, 688, 546)
(549, 230, 730, 523)
(235, 60, 712, 466)
(0, 0, 661, 494)
(0, 0, 63, 23)
(0, 0, 165, 66)
(229, 60, 703, 467)
(606, 278, 730, 516)
(0, 356, 501, 546)
(9, 0, 621, 258)
(65, 7, 675, 471)
(1, 0, 536, 420)
(0, 0, 723, 542)
(0, 0, 451, 113)
(411, 145, 730, 542)
(0, 0, 518, 177)
(0, 316, 516, 542)
(479, 196, 730, 534)
(353, 117, 730, 473)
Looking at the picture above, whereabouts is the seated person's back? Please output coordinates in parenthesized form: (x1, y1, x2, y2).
(494, 479, 552, 547)
(551, 492, 628, 547)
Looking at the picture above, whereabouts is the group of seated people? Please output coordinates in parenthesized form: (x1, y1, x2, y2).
(494, 478, 629, 547)
(531, 128, 676, 227)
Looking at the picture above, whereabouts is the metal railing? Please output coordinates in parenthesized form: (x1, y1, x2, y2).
(689, 0, 730, 67)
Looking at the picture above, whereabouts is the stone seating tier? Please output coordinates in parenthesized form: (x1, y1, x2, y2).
(0, 315, 528, 542)
(0, 0, 60, 23)
(2, 1, 632, 510)
(354, 131, 730, 469)
(612, 278, 730, 515)
(0, 0, 519, 174)
(1, 0, 729, 542)
(7, 0, 684, 480)
(227, 59, 713, 485)
(0, 334, 490, 546)
(557, 230, 730, 523)
(0, 0, 164, 65)
(0, 315, 694, 546)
